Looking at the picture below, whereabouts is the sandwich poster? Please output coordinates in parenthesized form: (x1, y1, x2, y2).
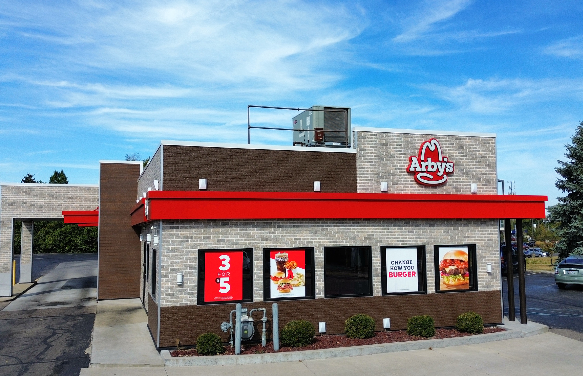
(436, 245, 471, 291)
(204, 251, 243, 303)
(386, 247, 419, 293)
(269, 249, 306, 299)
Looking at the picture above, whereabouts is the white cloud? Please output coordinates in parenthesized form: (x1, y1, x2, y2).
(392, 0, 473, 43)
(422, 78, 583, 114)
(543, 36, 583, 59)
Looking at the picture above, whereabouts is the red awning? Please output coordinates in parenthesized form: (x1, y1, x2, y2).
(130, 191, 547, 226)
(62, 208, 99, 227)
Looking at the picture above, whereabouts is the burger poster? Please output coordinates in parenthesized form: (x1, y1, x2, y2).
(269, 249, 306, 299)
(436, 245, 473, 291)
(204, 251, 243, 303)
(386, 247, 419, 293)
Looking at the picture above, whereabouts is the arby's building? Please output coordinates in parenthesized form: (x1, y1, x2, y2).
(123, 124, 545, 348)
(0, 108, 547, 349)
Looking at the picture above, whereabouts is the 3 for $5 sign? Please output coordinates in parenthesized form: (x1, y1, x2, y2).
(204, 251, 243, 303)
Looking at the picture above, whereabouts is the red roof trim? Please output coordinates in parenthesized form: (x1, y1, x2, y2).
(62, 209, 99, 227)
(130, 191, 547, 225)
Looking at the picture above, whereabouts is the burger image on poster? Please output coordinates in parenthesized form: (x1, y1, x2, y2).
(270, 251, 306, 299)
(439, 247, 470, 290)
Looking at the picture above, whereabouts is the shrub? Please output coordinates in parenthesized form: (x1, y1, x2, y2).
(196, 333, 225, 356)
(407, 315, 435, 337)
(345, 314, 376, 339)
(280, 320, 315, 347)
(456, 312, 484, 334)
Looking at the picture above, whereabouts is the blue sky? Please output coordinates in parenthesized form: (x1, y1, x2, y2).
(1, 0, 582, 208)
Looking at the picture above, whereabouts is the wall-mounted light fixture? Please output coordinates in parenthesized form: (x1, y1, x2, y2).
(151, 225, 159, 245)
(318, 322, 326, 333)
(381, 181, 388, 192)
(177, 272, 183, 285)
(487, 262, 492, 273)
(383, 318, 391, 330)
(471, 183, 478, 194)
(314, 181, 321, 192)
(199, 178, 207, 190)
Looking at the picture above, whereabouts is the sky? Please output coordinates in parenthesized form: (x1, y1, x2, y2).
(1, 0, 583, 208)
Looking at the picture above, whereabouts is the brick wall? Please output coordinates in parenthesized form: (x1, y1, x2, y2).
(355, 129, 497, 194)
(161, 143, 357, 192)
(157, 218, 499, 308)
(137, 145, 161, 197)
(0, 184, 98, 295)
(98, 162, 142, 300)
(148, 293, 159, 347)
(158, 290, 501, 348)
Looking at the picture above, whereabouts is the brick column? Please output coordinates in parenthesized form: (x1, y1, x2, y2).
(19, 221, 33, 283)
(0, 218, 13, 296)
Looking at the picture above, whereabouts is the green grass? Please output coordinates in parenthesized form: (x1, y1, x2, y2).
(525, 257, 558, 272)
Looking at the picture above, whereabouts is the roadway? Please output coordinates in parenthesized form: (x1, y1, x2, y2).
(0, 253, 97, 376)
(503, 271, 583, 341)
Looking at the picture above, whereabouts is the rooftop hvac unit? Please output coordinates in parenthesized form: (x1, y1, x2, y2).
(292, 106, 351, 147)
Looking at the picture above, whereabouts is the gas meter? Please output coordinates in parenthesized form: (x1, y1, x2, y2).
(240, 314, 254, 340)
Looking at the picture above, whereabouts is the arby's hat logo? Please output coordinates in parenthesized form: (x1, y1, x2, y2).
(406, 138, 454, 186)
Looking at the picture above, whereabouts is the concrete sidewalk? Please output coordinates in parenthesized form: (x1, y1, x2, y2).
(88, 298, 164, 368)
(81, 299, 583, 375)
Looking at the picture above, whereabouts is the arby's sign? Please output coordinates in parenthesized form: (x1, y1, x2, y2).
(406, 138, 454, 186)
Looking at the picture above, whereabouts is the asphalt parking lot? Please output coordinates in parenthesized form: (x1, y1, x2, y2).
(503, 271, 583, 341)
(0, 253, 97, 376)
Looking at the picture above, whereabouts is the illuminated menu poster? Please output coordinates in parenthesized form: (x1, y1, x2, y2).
(386, 247, 419, 293)
(204, 251, 243, 303)
(436, 245, 474, 291)
(269, 249, 306, 299)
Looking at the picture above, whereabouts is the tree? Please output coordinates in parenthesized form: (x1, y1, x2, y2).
(125, 153, 141, 161)
(125, 152, 150, 168)
(21, 173, 43, 183)
(14, 169, 97, 254)
(549, 121, 583, 258)
(49, 170, 68, 184)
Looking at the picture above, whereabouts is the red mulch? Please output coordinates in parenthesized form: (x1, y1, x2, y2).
(171, 327, 504, 357)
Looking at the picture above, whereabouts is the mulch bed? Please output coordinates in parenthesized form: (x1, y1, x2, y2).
(171, 326, 504, 357)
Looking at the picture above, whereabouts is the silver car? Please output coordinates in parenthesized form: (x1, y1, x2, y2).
(531, 248, 548, 257)
(555, 255, 583, 289)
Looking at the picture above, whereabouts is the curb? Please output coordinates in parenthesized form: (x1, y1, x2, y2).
(162, 321, 548, 367)
(0, 282, 36, 303)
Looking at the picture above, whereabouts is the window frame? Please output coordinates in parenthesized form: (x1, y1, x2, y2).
(434, 244, 478, 293)
(197, 248, 253, 305)
(324, 246, 373, 298)
(151, 247, 157, 296)
(263, 247, 315, 301)
(380, 245, 427, 295)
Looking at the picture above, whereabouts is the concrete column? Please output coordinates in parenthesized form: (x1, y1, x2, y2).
(19, 221, 33, 283)
(0, 218, 14, 297)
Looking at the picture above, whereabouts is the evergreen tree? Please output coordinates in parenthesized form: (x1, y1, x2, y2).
(49, 169, 68, 184)
(21, 173, 43, 183)
(550, 121, 583, 258)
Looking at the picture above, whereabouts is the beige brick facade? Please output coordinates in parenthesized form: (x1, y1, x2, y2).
(152, 218, 499, 307)
(354, 128, 497, 194)
(0, 184, 98, 295)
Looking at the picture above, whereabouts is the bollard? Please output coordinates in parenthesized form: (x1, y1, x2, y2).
(235, 303, 242, 355)
(272, 303, 279, 351)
